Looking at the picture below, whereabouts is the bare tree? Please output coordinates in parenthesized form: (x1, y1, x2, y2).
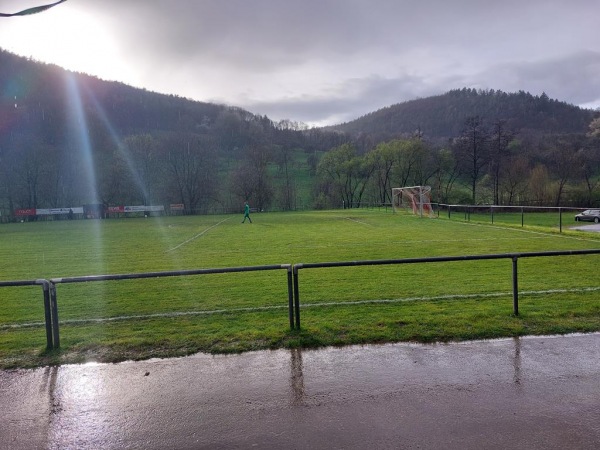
(500, 155, 529, 205)
(274, 145, 297, 211)
(454, 116, 489, 203)
(528, 164, 551, 205)
(489, 120, 515, 204)
(547, 140, 579, 206)
(230, 144, 274, 212)
(432, 147, 461, 204)
(160, 133, 219, 214)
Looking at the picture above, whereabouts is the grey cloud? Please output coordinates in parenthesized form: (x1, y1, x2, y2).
(244, 48, 600, 126)
(242, 73, 446, 125)
(7, 0, 598, 125)
(476, 51, 600, 107)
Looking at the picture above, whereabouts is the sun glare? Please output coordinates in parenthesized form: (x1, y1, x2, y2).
(0, 5, 136, 84)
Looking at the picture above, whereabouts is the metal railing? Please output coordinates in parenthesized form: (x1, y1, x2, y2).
(292, 249, 600, 328)
(2, 265, 293, 350)
(3, 249, 600, 350)
(0, 279, 55, 349)
(436, 204, 591, 232)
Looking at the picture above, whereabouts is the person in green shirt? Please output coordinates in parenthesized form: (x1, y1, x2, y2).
(242, 201, 252, 223)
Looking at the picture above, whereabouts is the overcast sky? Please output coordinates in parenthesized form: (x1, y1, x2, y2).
(1, 0, 599, 126)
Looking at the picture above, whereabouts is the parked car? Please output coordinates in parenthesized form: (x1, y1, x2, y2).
(574, 209, 600, 223)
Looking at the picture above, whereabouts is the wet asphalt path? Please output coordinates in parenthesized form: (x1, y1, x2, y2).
(571, 223, 600, 233)
(1, 333, 599, 449)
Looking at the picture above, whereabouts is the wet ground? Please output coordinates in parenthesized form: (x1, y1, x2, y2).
(1, 333, 599, 449)
(571, 223, 600, 233)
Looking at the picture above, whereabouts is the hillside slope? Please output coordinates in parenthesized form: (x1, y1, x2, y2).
(329, 88, 595, 141)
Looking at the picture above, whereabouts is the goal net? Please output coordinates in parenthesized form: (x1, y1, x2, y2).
(392, 186, 433, 217)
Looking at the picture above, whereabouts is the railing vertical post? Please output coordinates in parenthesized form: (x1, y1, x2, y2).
(287, 266, 294, 329)
(559, 208, 562, 233)
(49, 282, 60, 348)
(521, 206, 524, 227)
(39, 280, 53, 350)
(293, 266, 301, 329)
(512, 257, 519, 316)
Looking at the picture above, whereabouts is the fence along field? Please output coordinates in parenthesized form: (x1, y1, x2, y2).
(1, 210, 600, 368)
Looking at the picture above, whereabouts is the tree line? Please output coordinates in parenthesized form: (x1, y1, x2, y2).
(316, 116, 600, 208)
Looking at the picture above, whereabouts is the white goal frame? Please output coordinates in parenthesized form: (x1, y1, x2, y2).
(392, 185, 433, 218)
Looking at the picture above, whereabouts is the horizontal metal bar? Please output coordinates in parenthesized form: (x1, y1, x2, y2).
(294, 249, 600, 271)
(51, 264, 291, 284)
(0, 279, 50, 288)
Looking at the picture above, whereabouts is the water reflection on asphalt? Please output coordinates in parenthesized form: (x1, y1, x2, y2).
(2, 333, 600, 449)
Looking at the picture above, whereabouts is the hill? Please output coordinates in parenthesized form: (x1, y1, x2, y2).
(329, 88, 596, 142)
(0, 49, 343, 216)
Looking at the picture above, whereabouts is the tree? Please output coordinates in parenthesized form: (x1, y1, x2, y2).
(574, 143, 600, 206)
(97, 147, 128, 208)
(488, 120, 515, 204)
(122, 134, 161, 204)
(366, 141, 397, 204)
(431, 147, 461, 204)
(160, 133, 219, 214)
(368, 138, 436, 204)
(546, 139, 580, 206)
(231, 144, 274, 212)
(317, 143, 373, 208)
(499, 155, 529, 205)
(274, 145, 297, 211)
(454, 116, 489, 203)
(390, 139, 418, 188)
(528, 164, 551, 205)
(588, 117, 600, 138)
(9, 134, 46, 209)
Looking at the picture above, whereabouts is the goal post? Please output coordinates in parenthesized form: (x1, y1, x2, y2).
(392, 186, 434, 218)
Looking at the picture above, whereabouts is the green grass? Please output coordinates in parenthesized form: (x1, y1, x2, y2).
(445, 208, 583, 230)
(1, 210, 600, 368)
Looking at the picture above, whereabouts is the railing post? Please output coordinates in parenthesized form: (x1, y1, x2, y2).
(38, 280, 53, 350)
(512, 257, 519, 316)
(49, 282, 60, 348)
(287, 266, 294, 329)
(559, 208, 562, 233)
(293, 265, 301, 329)
(521, 206, 524, 227)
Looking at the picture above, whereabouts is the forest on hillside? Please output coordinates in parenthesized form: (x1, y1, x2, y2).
(1, 49, 599, 221)
(332, 88, 595, 142)
(318, 116, 600, 209)
(0, 49, 347, 218)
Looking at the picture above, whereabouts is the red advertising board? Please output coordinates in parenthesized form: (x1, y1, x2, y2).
(14, 208, 36, 216)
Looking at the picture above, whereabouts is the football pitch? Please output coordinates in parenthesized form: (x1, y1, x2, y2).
(1, 209, 600, 368)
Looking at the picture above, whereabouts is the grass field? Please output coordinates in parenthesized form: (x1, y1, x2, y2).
(1, 209, 600, 368)
(442, 205, 585, 229)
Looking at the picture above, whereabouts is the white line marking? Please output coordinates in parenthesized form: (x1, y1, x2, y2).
(345, 217, 374, 226)
(166, 217, 231, 252)
(3, 286, 599, 330)
(0, 305, 288, 330)
(460, 220, 600, 243)
(301, 286, 600, 308)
